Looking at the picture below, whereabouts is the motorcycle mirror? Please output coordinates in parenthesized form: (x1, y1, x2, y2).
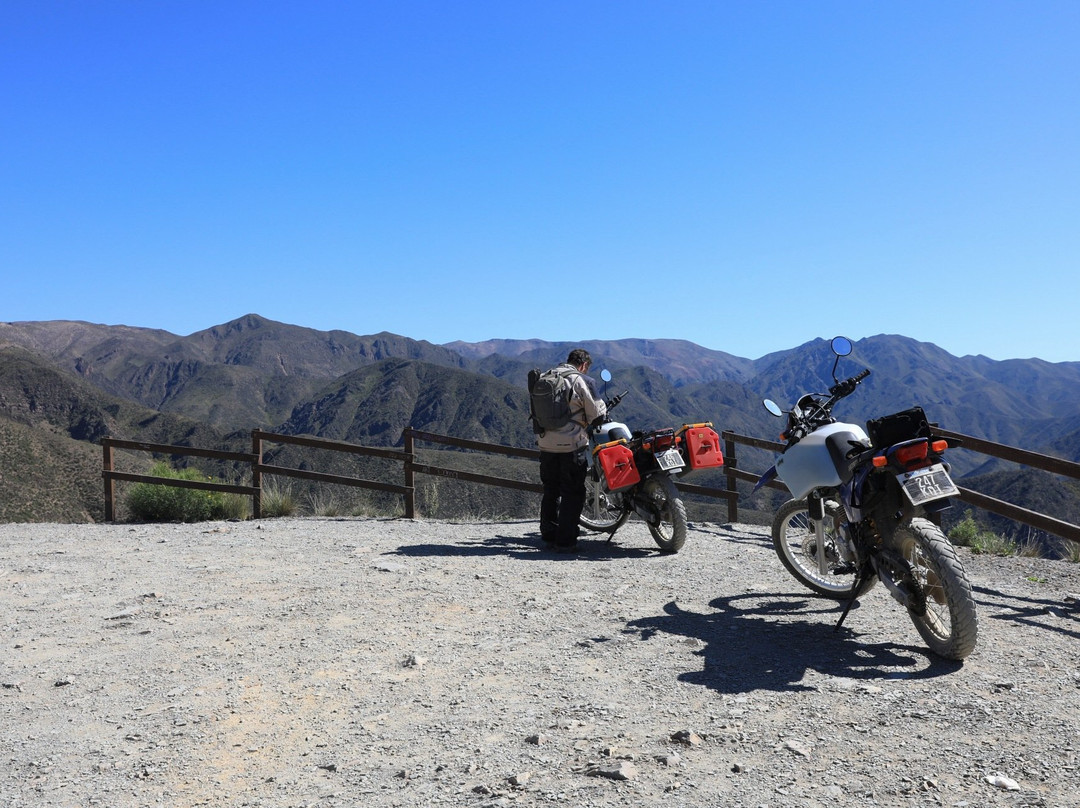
(763, 399, 783, 417)
(830, 336, 853, 382)
(600, 369, 612, 382)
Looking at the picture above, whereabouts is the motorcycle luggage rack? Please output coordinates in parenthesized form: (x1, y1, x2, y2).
(866, 406, 932, 449)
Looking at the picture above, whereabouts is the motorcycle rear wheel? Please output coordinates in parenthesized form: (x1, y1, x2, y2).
(896, 518, 979, 661)
(642, 474, 687, 554)
(772, 498, 877, 599)
(579, 474, 630, 534)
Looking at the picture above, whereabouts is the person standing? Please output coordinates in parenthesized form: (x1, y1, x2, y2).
(536, 348, 607, 552)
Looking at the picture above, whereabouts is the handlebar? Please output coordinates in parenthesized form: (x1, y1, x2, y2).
(829, 368, 871, 399)
(606, 390, 629, 410)
(590, 389, 629, 431)
(783, 368, 871, 443)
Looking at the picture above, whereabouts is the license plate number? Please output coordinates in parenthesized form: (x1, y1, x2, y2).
(656, 448, 685, 471)
(899, 464, 958, 505)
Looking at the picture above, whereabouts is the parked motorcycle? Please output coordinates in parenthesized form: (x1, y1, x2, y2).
(579, 371, 724, 553)
(755, 337, 978, 660)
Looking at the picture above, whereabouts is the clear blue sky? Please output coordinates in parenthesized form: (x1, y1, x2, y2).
(3, 2, 1078, 362)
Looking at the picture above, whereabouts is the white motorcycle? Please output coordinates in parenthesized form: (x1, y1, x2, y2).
(755, 337, 978, 660)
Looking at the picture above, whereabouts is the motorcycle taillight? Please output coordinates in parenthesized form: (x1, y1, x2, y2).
(645, 429, 676, 452)
(894, 439, 930, 469)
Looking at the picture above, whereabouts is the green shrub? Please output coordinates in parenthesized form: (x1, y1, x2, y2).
(948, 511, 981, 547)
(949, 510, 1025, 556)
(126, 462, 242, 523)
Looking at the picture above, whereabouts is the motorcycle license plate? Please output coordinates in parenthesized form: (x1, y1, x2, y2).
(655, 448, 685, 472)
(899, 463, 958, 505)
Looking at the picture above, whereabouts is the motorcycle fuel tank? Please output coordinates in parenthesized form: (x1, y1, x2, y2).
(594, 421, 632, 445)
(774, 421, 870, 500)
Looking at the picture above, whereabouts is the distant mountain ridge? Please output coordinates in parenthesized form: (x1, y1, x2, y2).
(2, 314, 1078, 528)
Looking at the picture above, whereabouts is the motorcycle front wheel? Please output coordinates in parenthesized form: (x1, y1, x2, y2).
(579, 474, 630, 534)
(642, 474, 687, 554)
(896, 518, 979, 661)
(772, 498, 877, 599)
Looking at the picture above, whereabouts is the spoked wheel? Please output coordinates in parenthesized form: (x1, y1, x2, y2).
(579, 473, 630, 534)
(641, 474, 687, 554)
(896, 518, 979, 660)
(772, 498, 876, 599)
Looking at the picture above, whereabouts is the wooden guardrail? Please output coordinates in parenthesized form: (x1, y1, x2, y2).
(103, 424, 1080, 545)
(719, 428, 1080, 544)
(251, 429, 412, 518)
(102, 426, 738, 522)
(101, 438, 259, 522)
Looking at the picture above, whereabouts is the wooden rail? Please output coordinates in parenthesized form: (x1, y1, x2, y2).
(103, 423, 1080, 545)
(251, 429, 411, 518)
(719, 428, 1080, 544)
(101, 438, 258, 522)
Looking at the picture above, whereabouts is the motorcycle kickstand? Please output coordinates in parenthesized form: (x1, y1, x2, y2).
(834, 564, 871, 632)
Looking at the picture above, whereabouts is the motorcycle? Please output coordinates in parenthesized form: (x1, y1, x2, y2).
(579, 370, 724, 553)
(754, 337, 978, 660)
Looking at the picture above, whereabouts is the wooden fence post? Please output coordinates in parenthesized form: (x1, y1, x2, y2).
(724, 435, 738, 523)
(103, 441, 116, 522)
(251, 431, 263, 519)
(403, 427, 415, 519)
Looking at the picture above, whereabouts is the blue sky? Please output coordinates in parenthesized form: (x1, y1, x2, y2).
(2, 2, 1078, 362)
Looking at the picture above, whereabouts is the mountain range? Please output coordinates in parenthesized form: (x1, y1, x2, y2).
(1, 313, 1078, 531)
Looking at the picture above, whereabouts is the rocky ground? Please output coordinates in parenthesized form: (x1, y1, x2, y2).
(2, 516, 1079, 808)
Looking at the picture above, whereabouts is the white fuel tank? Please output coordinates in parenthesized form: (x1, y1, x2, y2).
(774, 421, 870, 500)
(593, 421, 632, 446)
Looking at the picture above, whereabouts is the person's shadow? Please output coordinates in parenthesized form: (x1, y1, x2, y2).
(626, 593, 963, 694)
(389, 529, 658, 561)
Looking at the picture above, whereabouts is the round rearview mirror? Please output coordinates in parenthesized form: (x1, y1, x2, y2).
(600, 369, 612, 382)
(831, 336, 853, 357)
(763, 399, 783, 417)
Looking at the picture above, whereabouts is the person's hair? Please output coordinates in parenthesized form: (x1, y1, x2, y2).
(567, 348, 592, 368)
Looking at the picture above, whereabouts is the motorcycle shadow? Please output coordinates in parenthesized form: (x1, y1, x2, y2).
(626, 593, 962, 695)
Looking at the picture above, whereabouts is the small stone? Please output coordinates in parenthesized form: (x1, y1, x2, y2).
(781, 739, 812, 757)
(508, 771, 531, 787)
(984, 773, 1021, 791)
(670, 730, 702, 746)
(403, 654, 427, 668)
(105, 608, 139, 620)
(587, 761, 638, 781)
(656, 752, 681, 766)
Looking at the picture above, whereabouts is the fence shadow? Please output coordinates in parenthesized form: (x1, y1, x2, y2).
(973, 583, 1080, 641)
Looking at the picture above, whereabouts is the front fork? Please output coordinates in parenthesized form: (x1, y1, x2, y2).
(807, 490, 830, 577)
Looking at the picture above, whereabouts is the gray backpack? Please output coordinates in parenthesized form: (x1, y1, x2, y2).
(528, 366, 580, 434)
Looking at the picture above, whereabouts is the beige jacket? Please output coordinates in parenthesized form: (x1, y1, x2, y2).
(536, 367, 608, 453)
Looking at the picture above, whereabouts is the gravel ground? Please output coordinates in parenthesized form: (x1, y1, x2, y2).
(2, 516, 1080, 808)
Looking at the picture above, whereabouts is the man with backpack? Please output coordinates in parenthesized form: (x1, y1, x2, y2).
(530, 348, 607, 553)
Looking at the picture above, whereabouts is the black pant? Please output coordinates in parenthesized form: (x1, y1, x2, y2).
(539, 448, 588, 546)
